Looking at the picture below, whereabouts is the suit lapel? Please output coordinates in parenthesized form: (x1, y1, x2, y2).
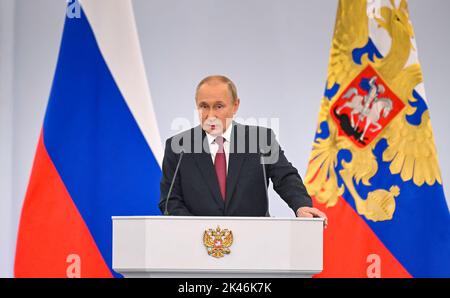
(225, 123, 247, 205)
(225, 151, 246, 204)
(192, 128, 225, 207)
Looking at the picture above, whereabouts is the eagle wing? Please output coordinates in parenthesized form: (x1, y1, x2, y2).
(327, 0, 369, 94)
(222, 231, 233, 248)
(203, 231, 214, 248)
(382, 110, 442, 186)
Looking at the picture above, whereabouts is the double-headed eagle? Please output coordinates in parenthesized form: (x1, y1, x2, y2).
(203, 226, 233, 258)
(305, 0, 442, 222)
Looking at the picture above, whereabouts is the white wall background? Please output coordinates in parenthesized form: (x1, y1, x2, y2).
(1, 0, 449, 277)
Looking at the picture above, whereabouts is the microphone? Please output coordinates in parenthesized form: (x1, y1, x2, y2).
(164, 149, 185, 216)
(259, 148, 270, 217)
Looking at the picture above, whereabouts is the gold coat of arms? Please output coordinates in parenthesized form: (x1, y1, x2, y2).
(203, 226, 233, 258)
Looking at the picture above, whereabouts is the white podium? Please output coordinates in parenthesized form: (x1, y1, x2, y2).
(112, 216, 324, 278)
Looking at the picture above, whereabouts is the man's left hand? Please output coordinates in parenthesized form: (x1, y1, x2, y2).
(296, 207, 328, 229)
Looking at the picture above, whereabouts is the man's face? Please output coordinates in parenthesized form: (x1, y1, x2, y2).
(196, 82, 240, 136)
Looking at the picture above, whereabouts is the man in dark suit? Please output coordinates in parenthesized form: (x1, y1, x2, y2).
(159, 75, 327, 225)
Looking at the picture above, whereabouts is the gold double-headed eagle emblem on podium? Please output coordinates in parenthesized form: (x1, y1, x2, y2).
(203, 226, 233, 258)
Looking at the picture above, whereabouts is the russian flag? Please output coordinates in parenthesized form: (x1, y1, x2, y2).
(14, 0, 163, 278)
(306, 0, 450, 277)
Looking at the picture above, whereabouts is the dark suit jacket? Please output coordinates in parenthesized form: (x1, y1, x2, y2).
(159, 122, 312, 216)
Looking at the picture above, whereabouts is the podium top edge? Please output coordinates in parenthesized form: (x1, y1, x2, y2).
(111, 216, 324, 222)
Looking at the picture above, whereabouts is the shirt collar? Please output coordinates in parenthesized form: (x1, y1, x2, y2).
(206, 122, 233, 145)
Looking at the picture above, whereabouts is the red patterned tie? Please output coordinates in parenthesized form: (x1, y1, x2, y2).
(214, 136, 227, 201)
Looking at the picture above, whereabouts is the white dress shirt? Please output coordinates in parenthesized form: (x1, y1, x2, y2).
(205, 124, 232, 174)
